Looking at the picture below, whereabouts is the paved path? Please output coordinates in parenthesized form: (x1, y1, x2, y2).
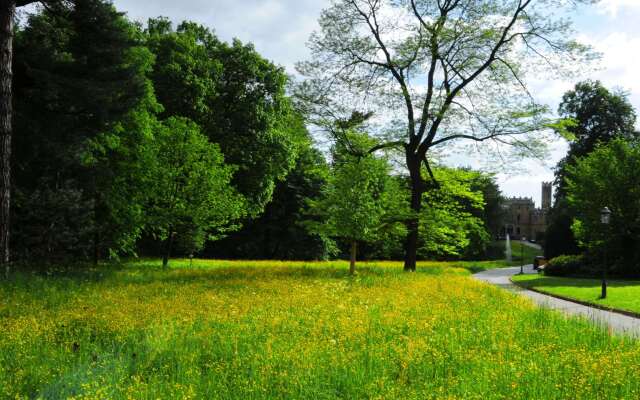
(474, 265, 640, 336)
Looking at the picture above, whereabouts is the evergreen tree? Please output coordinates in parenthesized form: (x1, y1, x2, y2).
(12, 0, 157, 262)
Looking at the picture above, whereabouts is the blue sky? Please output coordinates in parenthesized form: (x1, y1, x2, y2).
(109, 0, 640, 207)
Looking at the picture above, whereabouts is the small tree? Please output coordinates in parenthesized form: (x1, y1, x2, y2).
(307, 132, 406, 274)
(147, 117, 244, 268)
(566, 139, 640, 276)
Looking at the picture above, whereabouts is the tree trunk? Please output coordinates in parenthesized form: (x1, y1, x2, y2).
(0, 1, 15, 276)
(349, 240, 357, 275)
(162, 229, 174, 269)
(92, 190, 101, 265)
(404, 154, 423, 272)
(93, 230, 100, 265)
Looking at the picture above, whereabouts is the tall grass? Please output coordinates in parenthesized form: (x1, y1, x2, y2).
(1, 260, 639, 399)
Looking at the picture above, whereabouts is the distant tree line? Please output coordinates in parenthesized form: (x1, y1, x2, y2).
(2, 0, 510, 268)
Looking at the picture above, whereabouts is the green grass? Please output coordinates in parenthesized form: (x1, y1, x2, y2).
(513, 273, 640, 314)
(498, 240, 543, 266)
(2, 259, 640, 399)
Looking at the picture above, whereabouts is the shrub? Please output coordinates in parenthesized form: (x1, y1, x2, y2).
(544, 255, 585, 277)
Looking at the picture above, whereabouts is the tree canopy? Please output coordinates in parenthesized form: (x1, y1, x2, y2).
(306, 132, 407, 273)
(147, 117, 244, 267)
(298, 0, 594, 270)
(146, 19, 307, 216)
(546, 80, 638, 259)
(567, 139, 640, 276)
(12, 0, 158, 261)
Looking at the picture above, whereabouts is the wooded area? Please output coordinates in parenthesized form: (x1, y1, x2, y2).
(1, 0, 514, 271)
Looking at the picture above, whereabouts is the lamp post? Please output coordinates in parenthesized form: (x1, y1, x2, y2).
(520, 236, 526, 275)
(600, 207, 611, 299)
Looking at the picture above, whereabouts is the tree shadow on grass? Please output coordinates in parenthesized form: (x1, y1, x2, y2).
(2, 259, 467, 296)
(115, 264, 407, 288)
(3, 262, 122, 286)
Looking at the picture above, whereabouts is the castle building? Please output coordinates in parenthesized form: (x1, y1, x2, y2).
(502, 182, 552, 241)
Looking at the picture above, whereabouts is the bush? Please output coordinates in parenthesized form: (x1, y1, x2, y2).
(544, 255, 585, 277)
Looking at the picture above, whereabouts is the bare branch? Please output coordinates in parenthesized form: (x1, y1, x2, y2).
(348, 0, 417, 137)
(420, 0, 532, 154)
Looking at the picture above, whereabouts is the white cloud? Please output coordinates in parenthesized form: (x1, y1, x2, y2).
(577, 31, 640, 122)
(112, 0, 330, 73)
(597, 0, 640, 17)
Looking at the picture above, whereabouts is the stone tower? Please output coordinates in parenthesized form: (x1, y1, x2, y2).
(542, 182, 552, 210)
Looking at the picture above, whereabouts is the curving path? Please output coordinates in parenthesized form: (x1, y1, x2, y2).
(473, 265, 640, 336)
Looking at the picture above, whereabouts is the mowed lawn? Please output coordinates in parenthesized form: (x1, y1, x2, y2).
(495, 240, 543, 265)
(2, 260, 640, 399)
(513, 274, 640, 314)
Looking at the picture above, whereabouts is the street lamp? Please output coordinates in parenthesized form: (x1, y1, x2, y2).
(520, 236, 526, 275)
(600, 207, 611, 299)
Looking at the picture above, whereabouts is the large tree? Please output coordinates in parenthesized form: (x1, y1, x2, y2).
(546, 80, 638, 259)
(1, 0, 75, 270)
(297, 0, 593, 271)
(554, 80, 637, 198)
(567, 139, 640, 276)
(11, 0, 156, 262)
(1, 0, 36, 272)
(145, 19, 306, 216)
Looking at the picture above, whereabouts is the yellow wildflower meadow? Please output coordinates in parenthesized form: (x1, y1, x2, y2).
(1, 259, 639, 399)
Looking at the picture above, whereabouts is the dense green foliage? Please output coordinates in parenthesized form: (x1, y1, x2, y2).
(146, 118, 244, 266)
(555, 81, 637, 197)
(9, 0, 506, 264)
(419, 167, 492, 260)
(13, 0, 157, 261)
(145, 19, 306, 216)
(10, 2, 305, 263)
(546, 81, 638, 259)
(205, 145, 333, 261)
(566, 139, 640, 276)
(544, 255, 586, 277)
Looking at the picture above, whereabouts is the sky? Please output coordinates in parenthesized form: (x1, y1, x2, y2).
(107, 0, 640, 207)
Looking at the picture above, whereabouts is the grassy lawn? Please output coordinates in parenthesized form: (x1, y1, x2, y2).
(491, 241, 543, 266)
(512, 273, 640, 314)
(2, 260, 640, 399)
